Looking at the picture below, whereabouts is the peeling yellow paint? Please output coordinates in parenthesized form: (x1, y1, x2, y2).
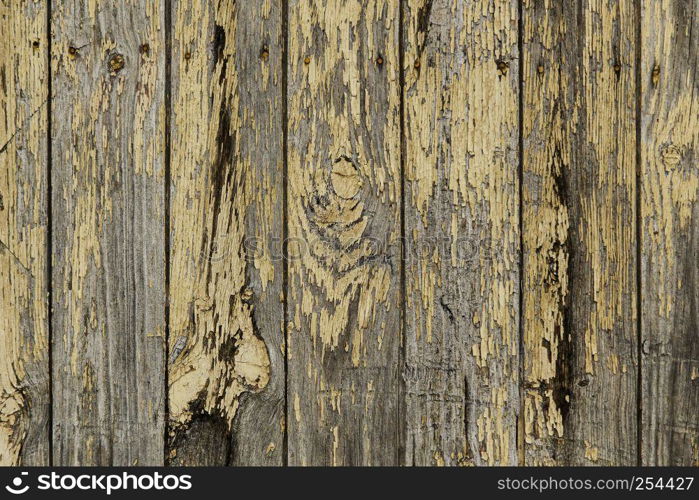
(287, 0, 401, 465)
(640, 0, 699, 465)
(584, 441, 599, 462)
(404, 0, 519, 466)
(522, 0, 637, 465)
(169, 0, 272, 437)
(0, 0, 48, 465)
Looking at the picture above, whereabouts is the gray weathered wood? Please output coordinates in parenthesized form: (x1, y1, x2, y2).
(403, 0, 520, 465)
(0, 0, 50, 466)
(167, 0, 285, 465)
(286, 0, 402, 465)
(641, 0, 699, 466)
(521, 0, 638, 465)
(50, 0, 166, 465)
(3, 0, 698, 467)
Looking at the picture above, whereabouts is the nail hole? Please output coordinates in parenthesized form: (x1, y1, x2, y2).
(108, 53, 125, 73)
(651, 64, 660, 87)
(496, 59, 509, 76)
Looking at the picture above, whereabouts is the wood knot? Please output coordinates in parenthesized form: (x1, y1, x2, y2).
(108, 53, 125, 73)
(68, 46, 78, 57)
(184, 52, 192, 60)
(260, 46, 269, 61)
(414, 59, 420, 69)
(303, 56, 311, 65)
(536, 64, 544, 75)
(331, 158, 362, 199)
(496, 59, 509, 76)
(376, 55, 383, 66)
(660, 144, 683, 169)
(140, 43, 150, 55)
(613, 62, 621, 76)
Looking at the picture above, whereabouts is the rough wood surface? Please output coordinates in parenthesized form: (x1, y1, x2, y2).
(50, 0, 166, 465)
(640, 0, 699, 466)
(521, 0, 638, 465)
(286, 0, 402, 465)
(0, 0, 50, 466)
(167, 0, 284, 466)
(2, 0, 699, 467)
(403, 0, 520, 466)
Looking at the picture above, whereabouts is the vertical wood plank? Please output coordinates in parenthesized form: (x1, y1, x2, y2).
(286, 0, 402, 465)
(521, 0, 638, 465)
(641, 0, 699, 466)
(0, 0, 49, 465)
(51, 0, 166, 465)
(168, 0, 284, 465)
(403, 0, 520, 465)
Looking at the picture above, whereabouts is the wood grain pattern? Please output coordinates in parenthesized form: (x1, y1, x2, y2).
(0, 0, 49, 465)
(167, 0, 284, 466)
(403, 0, 520, 466)
(50, 0, 166, 465)
(286, 0, 402, 465)
(521, 0, 638, 465)
(641, 0, 699, 466)
(2, 0, 698, 467)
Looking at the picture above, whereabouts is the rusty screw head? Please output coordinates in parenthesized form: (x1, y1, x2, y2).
(303, 56, 311, 65)
(184, 52, 192, 60)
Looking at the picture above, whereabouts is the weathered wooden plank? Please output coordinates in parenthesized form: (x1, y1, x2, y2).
(521, 0, 638, 465)
(286, 0, 402, 465)
(51, 0, 166, 465)
(403, 0, 519, 465)
(168, 0, 284, 465)
(0, 0, 49, 465)
(641, 0, 699, 466)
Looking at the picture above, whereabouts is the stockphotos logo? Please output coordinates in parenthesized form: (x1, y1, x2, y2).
(5, 472, 30, 494)
(4, 471, 192, 495)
